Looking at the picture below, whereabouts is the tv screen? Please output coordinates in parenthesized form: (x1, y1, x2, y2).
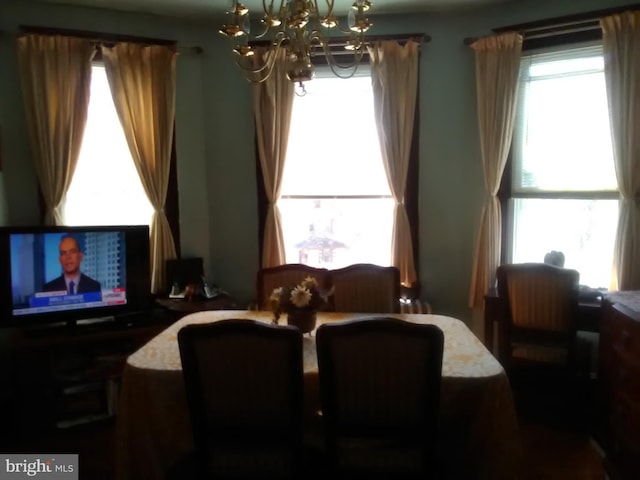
(0, 225, 151, 329)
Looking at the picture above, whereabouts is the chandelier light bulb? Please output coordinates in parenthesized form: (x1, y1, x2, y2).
(352, 0, 371, 12)
(234, 45, 255, 57)
(320, 15, 338, 28)
(263, 15, 282, 28)
(219, 24, 246, 38)
(232, 2, 249, 16)
(350, 18, 372, 33)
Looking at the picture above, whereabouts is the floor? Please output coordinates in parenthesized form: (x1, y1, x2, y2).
(2, 404, 606, 480)
(520, 421, 604, 480)
(0, 362, 604, 480)
(513, 368, 606, 480)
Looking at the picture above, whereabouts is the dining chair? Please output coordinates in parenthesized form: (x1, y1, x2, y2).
(496, 262, 580, 372)
(329, 263, 401, 313)
(256, 264, 331, 310)
(496, 262, 587, 424)
(316, 317, 444, 479)
(177, 319, 305, 479)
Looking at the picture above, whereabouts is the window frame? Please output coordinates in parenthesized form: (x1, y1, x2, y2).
(499, 29, 618, 278)
(255, 53, 421, 294)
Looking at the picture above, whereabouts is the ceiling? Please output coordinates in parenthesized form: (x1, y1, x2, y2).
(28, 0, 524, 21)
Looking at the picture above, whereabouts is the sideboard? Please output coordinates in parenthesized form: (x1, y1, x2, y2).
(598, 291, 640, 480)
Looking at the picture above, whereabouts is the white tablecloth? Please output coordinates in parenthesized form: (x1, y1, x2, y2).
(114, 311, 522, 479)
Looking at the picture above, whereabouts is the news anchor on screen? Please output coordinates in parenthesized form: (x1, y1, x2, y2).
(43, 235, 101, 294)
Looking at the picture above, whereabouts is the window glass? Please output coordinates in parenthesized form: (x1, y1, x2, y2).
(511, 198, 617, 288)
(280, 72, 393, 268)
(282, 75, 390, 196)
(63, 65, 153, 226)
(509, 43, 618, 288)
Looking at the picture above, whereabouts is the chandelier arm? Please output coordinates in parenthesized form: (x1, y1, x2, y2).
(278, 0, 290, 33)
(262, 0, 287, 20)
(246, 69, 274, 83)
(335, 22, 370, 36)
(327, 62, 360, 79)
(310, 31, 365, 69)
(325, 0, 335, 17)
(236, 53, 272, 75)
(237, 40, 283, 79)
(336, 24, 353, 35)
(256, 0, 274, 39)
(241, 55, 276, 83)
(277, 0, 287, 18)
(317, 37, 365, 79)
(254, 24, 271, 39)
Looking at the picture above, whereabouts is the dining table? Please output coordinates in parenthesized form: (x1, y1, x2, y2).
(114, 310, 522, 479)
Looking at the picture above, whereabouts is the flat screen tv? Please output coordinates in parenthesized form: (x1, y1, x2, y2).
(0, 225, 151, 330)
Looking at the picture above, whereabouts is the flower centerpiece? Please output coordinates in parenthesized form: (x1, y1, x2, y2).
(269, 276, 328, 333)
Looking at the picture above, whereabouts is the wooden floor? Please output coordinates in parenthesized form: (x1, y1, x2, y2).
(514, 370, 605, 480)
(2, 412, 606, 480)
(2, 370, 605, 480)
(520, 420, 604, 480)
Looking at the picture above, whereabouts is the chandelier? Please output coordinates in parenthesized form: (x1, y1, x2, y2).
(219, 0, 373, 85)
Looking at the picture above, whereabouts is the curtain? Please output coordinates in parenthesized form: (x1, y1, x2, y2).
(601, 11, 640, 291)
(253, 48, 295, 267)
(468, 32, 522, 308)
(17, 34, 94, 225)
(101, 43, 177, 294)
(368, 40, 420, 287)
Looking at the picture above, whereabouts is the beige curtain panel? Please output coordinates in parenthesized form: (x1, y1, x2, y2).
(17, 34, 94, 225)
(368, 40, 420, 287)
(101, 42, 177, 294)
(602, 11, 640, 291)
(252, 48, 294, 268)
(468, 32, 522, 309)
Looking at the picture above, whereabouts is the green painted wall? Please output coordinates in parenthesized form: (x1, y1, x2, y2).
(0, 0, 632, 325)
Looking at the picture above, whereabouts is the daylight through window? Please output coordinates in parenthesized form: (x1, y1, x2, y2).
(279, 72, 394, 268)
(63, 65, 153, 227)
(509, 43, 618, 288)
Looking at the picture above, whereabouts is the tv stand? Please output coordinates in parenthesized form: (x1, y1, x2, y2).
(0, 308, 174, 441)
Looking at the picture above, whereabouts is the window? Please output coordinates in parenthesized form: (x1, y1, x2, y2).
(279, 71, 394, 268)
(63, 65, 153, 227)
(507, 42, 618, 288)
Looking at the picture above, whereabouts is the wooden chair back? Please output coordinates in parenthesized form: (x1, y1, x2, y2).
(178, 319, 304, 479)
(496, 263, 580, 369)
(330, 263, 401, 313)
(257, 264, 331, 310)
(316, 317, 444, 478)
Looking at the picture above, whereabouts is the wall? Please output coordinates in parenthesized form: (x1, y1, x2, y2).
(0, 0, 633, 326)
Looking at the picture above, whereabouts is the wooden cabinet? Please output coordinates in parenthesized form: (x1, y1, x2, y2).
(599, 292, 640, 480)
(1, 311, 173, 444)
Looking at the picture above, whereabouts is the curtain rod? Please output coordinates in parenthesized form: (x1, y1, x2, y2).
(249, 32, 429, 48)
(462, 21, 599, 46)
(363, 33, 430, 44)
(18, 25, 202, 54)
(462, 2, 639, 45)
(493, 3, 639, 35)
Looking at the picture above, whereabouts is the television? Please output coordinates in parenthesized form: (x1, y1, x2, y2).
(0, 225, 151, 330)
